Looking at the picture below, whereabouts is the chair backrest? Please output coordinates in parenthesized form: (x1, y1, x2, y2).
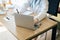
(47, 0, 60, 16)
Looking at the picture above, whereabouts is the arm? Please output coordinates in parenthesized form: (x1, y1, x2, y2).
(34, 0, 48, 21)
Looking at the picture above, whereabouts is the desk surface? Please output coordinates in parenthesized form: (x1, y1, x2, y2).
(12, 18, 57, 40)
(1, 17, 57, 40)
(50, 14, 60, 22)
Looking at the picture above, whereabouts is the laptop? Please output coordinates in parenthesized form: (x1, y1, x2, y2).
(14, 13, 40, 30)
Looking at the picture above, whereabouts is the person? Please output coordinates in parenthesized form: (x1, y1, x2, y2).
(14, 0, 48, 40)
(12, 0, 53, 40)
(11, 0, 49, 40)
(14, 0, 48, 24)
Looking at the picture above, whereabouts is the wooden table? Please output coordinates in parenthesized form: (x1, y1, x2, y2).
(2, 17, 57, 40)
(1, 17, 57, 40)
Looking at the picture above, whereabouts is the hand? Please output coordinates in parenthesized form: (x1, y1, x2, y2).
(34, 19, 39, 24)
